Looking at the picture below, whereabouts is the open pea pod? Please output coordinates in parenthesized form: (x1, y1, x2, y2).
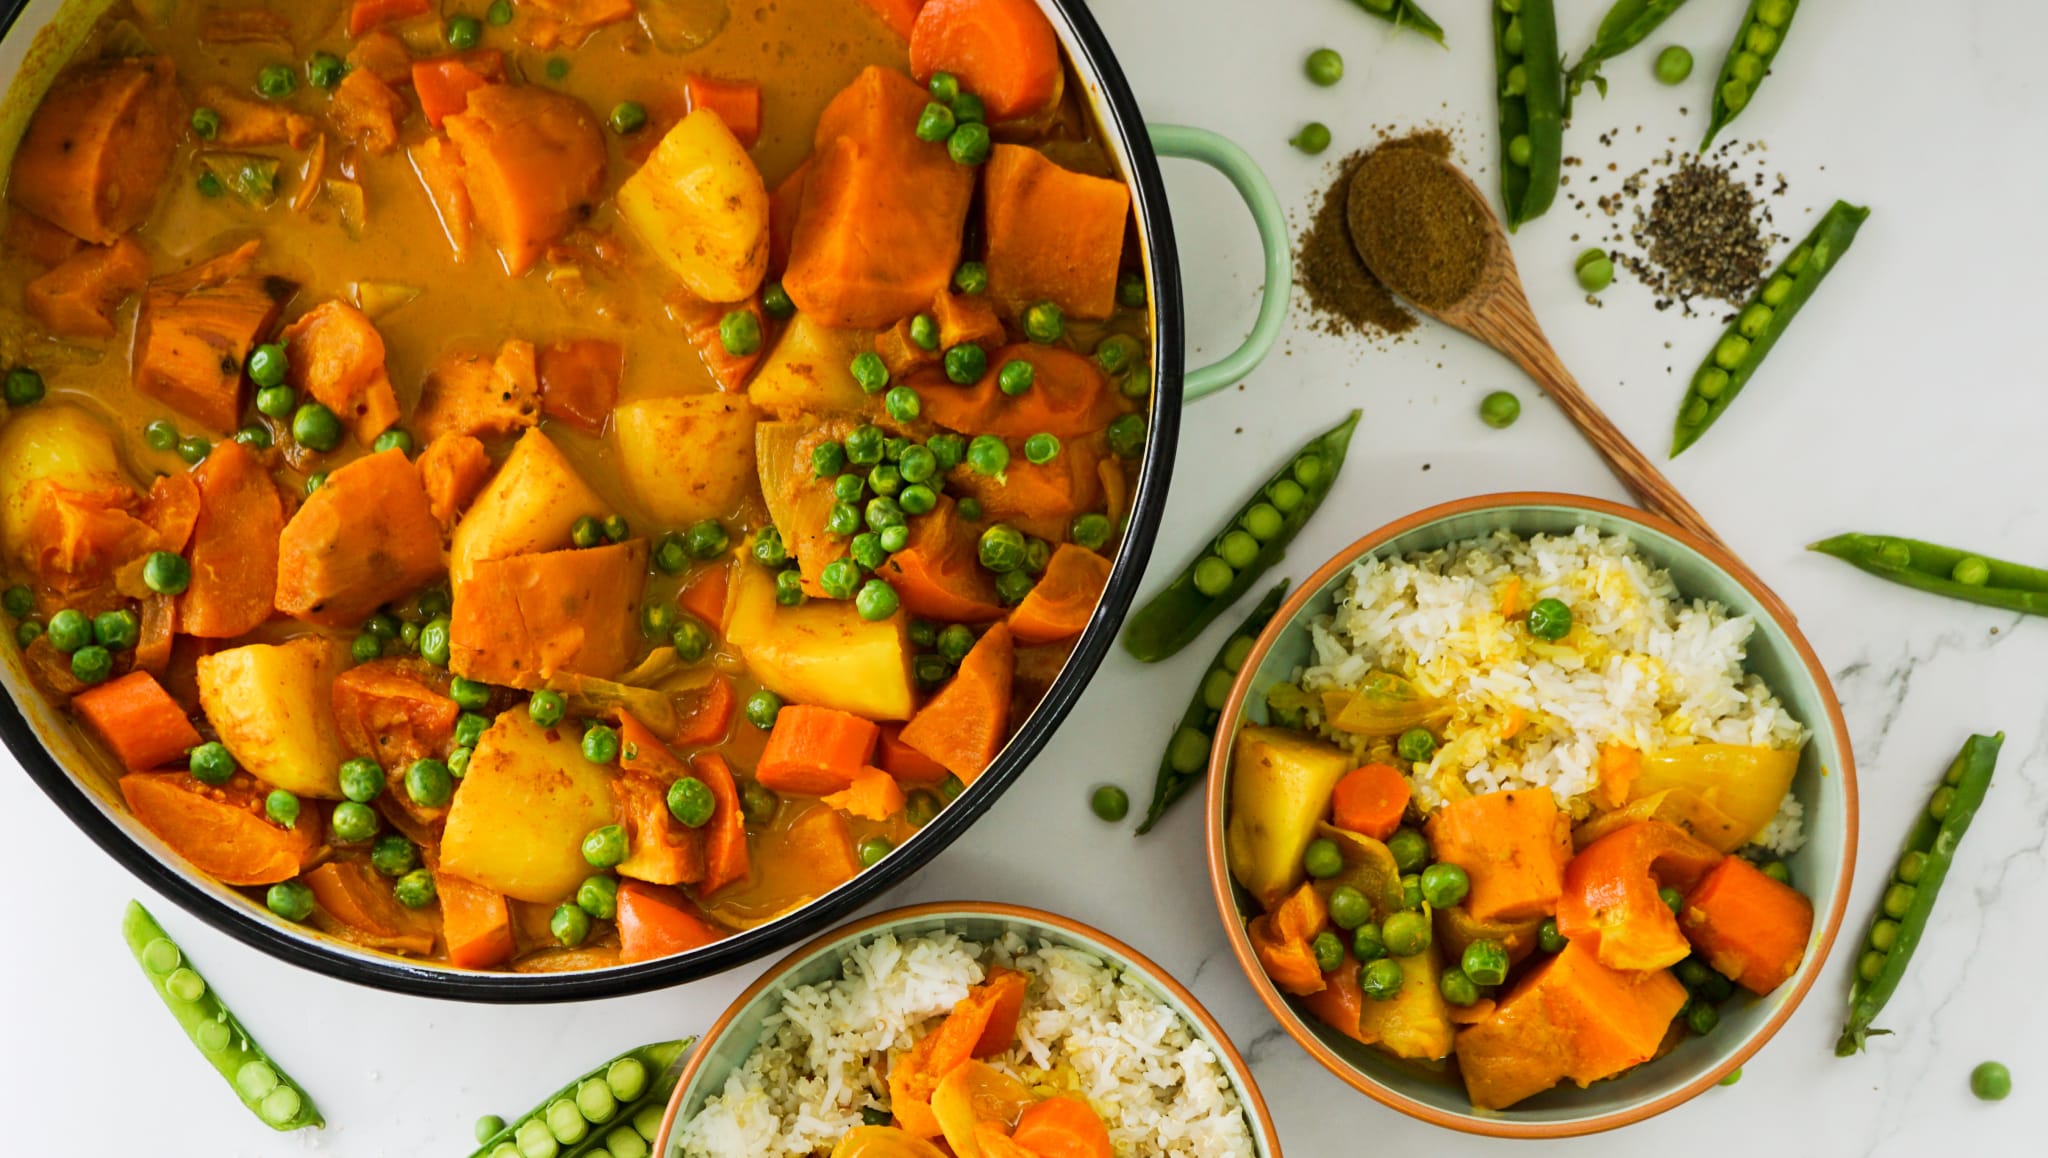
(1342, 0, 1445, 46)
(1563, 0, 1692, 114)
(1702, 0, 1802, 149)
(471, 1038, 695, 1158)
(1122, 410, 1359, 663)
(1494, 0, 1563, 229)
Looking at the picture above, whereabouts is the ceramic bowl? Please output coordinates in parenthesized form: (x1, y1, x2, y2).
(652, 901, 1284, 1156)
(1204, 493, 1858, 1137)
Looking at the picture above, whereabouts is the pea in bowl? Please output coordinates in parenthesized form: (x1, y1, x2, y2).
(1204, 493, 1858, 1137)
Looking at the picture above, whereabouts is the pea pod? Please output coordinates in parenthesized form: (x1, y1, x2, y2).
(1808, 535, 2048, 618)
(1493, 0, 1562, 230)
(120, 901, 323, 1132)
(1837, 733, 2003, 1057)
(1671, 200, 1867, 455)
(1702, 0, 1801, 149)
(1136, 580, 1289, 835)
(470, 1038, 694, 1158)
(1562, 0, 1692, 115)
(1121, 410, 1358, 662)
(1342, 0, 1445, 46)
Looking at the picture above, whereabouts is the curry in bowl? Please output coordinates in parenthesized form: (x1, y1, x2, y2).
(0, 0, 1150, 972)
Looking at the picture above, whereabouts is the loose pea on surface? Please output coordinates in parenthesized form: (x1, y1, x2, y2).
(1480, 390, 1521, 429)
(1305, 48, 1344, 87)
(1575, 247, 1614, 293)
(1971, 1061, 2012, 1102)
(1090, 784, 1129, 822)
(1290, 122, 1332, 156)
(1655, 45, 1694, 84)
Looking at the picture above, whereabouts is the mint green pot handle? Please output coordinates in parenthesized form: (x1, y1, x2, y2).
(1147, 124, 1292, 403)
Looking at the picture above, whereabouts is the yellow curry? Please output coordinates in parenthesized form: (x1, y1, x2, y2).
(0, 0, 1149, 971)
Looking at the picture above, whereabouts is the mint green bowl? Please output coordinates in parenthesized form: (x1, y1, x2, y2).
(1203, 494, 1859, 1138)
(653, 901, 1284, 1156)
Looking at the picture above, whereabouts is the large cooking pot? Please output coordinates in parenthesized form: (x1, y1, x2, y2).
(0, 0, 1290, 999)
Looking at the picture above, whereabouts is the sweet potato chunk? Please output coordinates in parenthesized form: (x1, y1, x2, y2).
(613, 771, 708, 886)
(782, 68, 974, 328)
(181, 440, 284, 638)
(24, 236, 151, 339)
(121, 772, 321, 886)
(919, 344, 1120, 439)
(1425, 788, 1572, 923)
(193, 82, 315, 149)
(943, 433, 1104, 541)
(536, 338, 622, 433)
(449, 539, 647, 687)
(417, 432, 492, 529)
(413, 339, 542, 443)
(133, 243, 294, 434)
(331, 658, 458, 775)
(409, 135, 477, 262)
(4, 209, 84, 268)
(1680, 856, 1814, 995)
(276, 448, 446, 625)
(9, 56, 181, 244)
(445, 84, 607, 276)
(281, 300, 402, 444)
(329, 66, 408, 156)
(983, 145, 1130, 319)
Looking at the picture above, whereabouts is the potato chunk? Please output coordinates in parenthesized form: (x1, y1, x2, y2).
(275, 448, 446, 626)
(724, 559, 914, 720)
(616, 108, 769, 303)
(450, 428, 608, 583)
(612, 394, 758, 526)
(0, 404, 129, 571)
(747, 313, 872, 420)
(440, 711, 616, 903)
(1225, 726, 1355, 910)
(196, 637, 350, 799)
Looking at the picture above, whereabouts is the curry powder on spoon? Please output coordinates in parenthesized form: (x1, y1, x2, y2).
(1345, 141, 1490, 311)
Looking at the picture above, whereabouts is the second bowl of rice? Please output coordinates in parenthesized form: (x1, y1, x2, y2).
(654, 901, 1281, 1157)
(1205, 493, 1857, 1137)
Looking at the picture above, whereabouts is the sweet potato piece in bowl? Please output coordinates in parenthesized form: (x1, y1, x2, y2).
(24, 237, 151, 339)
(281, 300, 402, 445)
(181, 440, 285, 638)
(9, 56, 181, 244)
(983, 144, 1131, 320)
(276, 449, 446, 626)
(449, 539, 646, 688)
(445, 85, 607, 276)
(121, 773, 321, 886)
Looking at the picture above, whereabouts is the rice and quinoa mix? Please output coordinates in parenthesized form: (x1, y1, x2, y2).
(676, 931, 1258, 1158)
(1292, 527, 1808, 854)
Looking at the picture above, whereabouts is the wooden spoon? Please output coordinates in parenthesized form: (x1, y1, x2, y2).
(1348, 148, 1727, 552)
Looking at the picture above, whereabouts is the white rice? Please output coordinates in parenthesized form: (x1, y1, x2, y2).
(1297, 527, 1807, 853)
(676, 932, 1258, 1158)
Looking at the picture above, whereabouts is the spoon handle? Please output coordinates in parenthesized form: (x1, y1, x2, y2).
(1480, 303, 1729, 552)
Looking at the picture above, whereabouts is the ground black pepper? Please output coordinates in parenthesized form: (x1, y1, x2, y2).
(1622, 154, 1772, 310)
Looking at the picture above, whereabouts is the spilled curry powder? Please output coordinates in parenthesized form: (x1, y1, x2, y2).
(1345, 139, 1489, 311)
(1296, 130, 1466, 338)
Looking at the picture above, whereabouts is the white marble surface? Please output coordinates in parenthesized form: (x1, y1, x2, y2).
(5, 0, 2047, 1153)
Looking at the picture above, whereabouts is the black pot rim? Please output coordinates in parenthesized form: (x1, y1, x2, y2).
(0, 0, 1183, 1002)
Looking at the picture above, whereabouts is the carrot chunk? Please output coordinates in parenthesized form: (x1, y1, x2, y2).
(1424, 788, 1572, 923)
(899, 622, 1012, 783)
(909, 0, 1062, 122)
(192, 82, 315, 149)
(72, 671, 200, 772)
(822, 768, 907, 821)
(303, 861, 436, 955)
(536, 338, 623, 433)
(983, 145, 1131, 319)
(1679, 855, 1814, 995)
(971, 965, 1028, 1057)
(683, 75, 762, 149)
(282, 300, 402, 445)
(757, 704, 881, 796)
(4, 209, 85, 268)
(445, 84, 607, 276)
(1332, 763, 1411, 841)
(889, 977, 1010, 1137)
(616, 880, 722, 962)
(412, 56, 494, 129)
(1006, 543, 1109, 645)
(348, 0, 431, 36)
(413, 340, 542, 443)
(782, 68, 974, 328)
(874, 498, 1004, 624)
(9, 56, 180, 244)
(677, 563, 730, 629)
(416, 432, 492, 529)
(120, 773, 320, 886)
(877, 722, 951, 787)
(856, 0, 927, 38)
(691, 751, 751, 894)
(180, 441, 283, 638)
(1248, 880, 1329, 996)
(276, 448, 446, 626)
(24, 237, 150, 339)
(436, 871, 516, 969)
(1556, 820, 1723, 972)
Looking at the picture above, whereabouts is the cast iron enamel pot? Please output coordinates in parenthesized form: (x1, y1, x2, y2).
(0, 0, 1289, 999)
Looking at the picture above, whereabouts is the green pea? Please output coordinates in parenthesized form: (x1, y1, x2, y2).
(761, 281, 795, 319)
(1686, 1002, 1720, 1035)
(1290, 122, 1332, 155)
(46, 608, 90, 652)
(582, 725, 621, 765)
(880, 386, 920, 424)
(1382, 910, 1432, 957)
(666, 612, 712, 662)
(369, 834, 417, 878)
(142, 419, 178, 451)
(857, 836, 892, 867)
(1503, 63, 1527, 97)
(947, 121, 991, 165)
(745, 690, 782, 730)
(1952, 556, 1992, 586)
(389, 869, 436, 909)
(15, 621, 42, 647)
(1166, 726, 1209, 775)
(1897, 849, 1929, 885)
(1216, 530, 1259, 571)
(953, 261, 989, 296)
(1930, 785, 1955, 820)
(419, 616, 452, 666)
(956, 497, 983, 521)
(448, 746, 472, 779)
(1761, 276, 1793, 307)
(338, 757, 384, 802)
(262, 790, 300, 830)
(748, 528, 789, 572)
(1757, 0, 1793, 25)
(256, 64, 297, 99)
(864, 496, 905, 535)
(291, 402, 342, 453)
(1655, 45, 1694, 84)
(265, 881, 314, 922)
(176, 435, 211, 464)
(1760, 859, 1791, 885)
(1192, 556, 1234, 597)
(928, 625, 973, 666)
(1089, 784, 1129, 822)
(605, 98, 646, 134)
(897, 314, 939, 355)
(1328, 885, 1370, 931)
(1438, 967, 1480, 1006)
(1734, 303, 1774, 340)
(915, 101, 957, 143)
(233, 424, 273, 451)
(1023, 302, 1064, 344)
(1659, 886, 1686, 914)
(0, 586, 30, 620)
(1069, 513, 1113, 551)
(1480, 390, 1521, 429)
(602, 514, 629, 543)
(3, 366, 46, 407)
(528, 690, 566, 727)
(1387, 828, 1430, 874)
(1400, 873, 1424, 911)
(1869, 918, 1899, 954)
(1538, 917, 1568, 953)
(245, 343, 288, 389)
(1420, 863, 1470, 909)
(550, 903, 591, 948)
(856, 578, 900, 621)
(1350, 922, 1386, 962)
(1118, 272, 1146, 309)
(1106, 414, 1146, 459)
(1304, 931, 1342, 976)
(774, 568, 806, 606)
(1305, 48, 1344, 87)
(1856, 948, 1886, 982)
(350, 629, 382, 663)
(944, 343, 988, 385)
(717, 309, 762, 357)
(817, 557, 859, 600)
(849, 351, 890, 395)
(406, 759, 454, 808)
(1360, 958, 1405, 1001)
(1695, 366, 1731, 400)
(1881, 882, 1916, 919)
(1527, 597, 1572, 641)
(93, 609, 139, 649)
(1507, 134, 1533, 167)
(950, 91, 986, 125)
(570, 515, 603, 548)
(1461, 939, 1510, 987)
(1303, 838, 1343, 879)
(1575, 249, 1614, 293)
(331, 800, 380, 843)
(67, 642, 112, 684)
(195, 171, 224, 199)
(1396, 728, 1435, 763)
(678, 519, 728, 560)
(190, 106, 221, 139)
(1970, 1061, 2011, 1102)
(582, 824, 629, 869)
